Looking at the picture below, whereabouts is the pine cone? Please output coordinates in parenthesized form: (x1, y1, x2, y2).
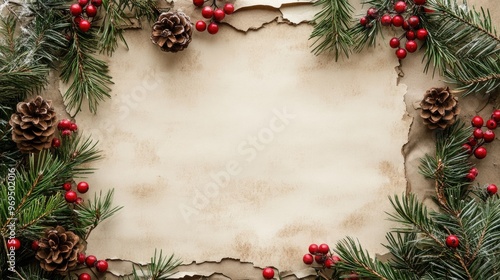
(9, 96, 57, 153)
(151, 11, 193, 52)
(36, 226, 84, 274)
(420, 87, 460, 129)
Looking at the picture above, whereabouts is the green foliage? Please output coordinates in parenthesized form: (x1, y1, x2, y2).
(127, 250, 181, 280)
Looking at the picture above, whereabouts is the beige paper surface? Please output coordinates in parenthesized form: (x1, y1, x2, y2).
(72, 18, 410, 273)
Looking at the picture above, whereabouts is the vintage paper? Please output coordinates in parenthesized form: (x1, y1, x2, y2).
(71, 15, 411, 275)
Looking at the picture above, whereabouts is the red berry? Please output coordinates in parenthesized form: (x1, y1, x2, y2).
(483, 130, 495, 142)
(85, 5, 97, 17)
(473, 128, 484, 139)
(406, 30, 416, 40)
(63, 182, 72, 191)
(75, 197, 84, 204)
(396, 48, 407, 59)
(414, 0, 426, 5)
(207, 23, 219, 34)
(470, 167, 479, 177)
(308, 243, 319, 254)
(487, 184, 498, 195)
(465, 172, 476, 181)
(7, 238, 21, 250)
(380, 14, 392, 26)
(303, 253, 314, 265)
(467, 136, 477, 146)
(324, 258, 334, 268)
(193, 0, 204, 7)
(196, 20, 207, 31)
(366, 7, 378, 18)
(213, 9, 225, 21)
(74, 16, 83, 25)
(445, 234, 459, 248)
(70, 3, 83, 16)
(78, 253, 86, 264)
(58, 119, 71, 130)
(31, 240, 39, 250)
(96, 260, 109, 272)
(79, 273, 92, 280)
(79, 20, 91, 33)
(492, 110, 500, 122)
(70, 123, 78, 131)
(65, 190, 78, 203)
(394, 1, 407, 14)
(407, 16, 420, 27)
(389, 37, 400, 48)
(77, 181, 89, 193)
(331, 255, 341, 264)
(474, 146, 487, 159)
(85, 255, 97, 267)
(51, 137, 61, 148)
(471, 115, 484, 127)
(224, 3, 235, 14)
(318, 243, 329, 254)
(201, 6, 213, 19)
(462, 143, 472, 154)
(314, 254, 325, 264)
(91, 0, 102, 7)
(62, 129, 72, 137)
(391, 15, 404, 27)
(402, 20, 410, 31)
(359, 16, 369, 26)
(416, 28, 428, 40)
(262, 267, 274, 279)
(78, 0, 89, 6)
(486, 119, 497, 129)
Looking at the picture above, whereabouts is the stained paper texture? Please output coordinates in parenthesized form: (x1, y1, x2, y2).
(72, 18, 410, 273)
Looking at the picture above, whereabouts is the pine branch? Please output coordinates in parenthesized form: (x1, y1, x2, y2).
(445, 55, 500, 95)
(129, 250, 181, 280)
(54, 132, 102, 178)
(384, 232, 430, 277)
(309, 0, 354, 59)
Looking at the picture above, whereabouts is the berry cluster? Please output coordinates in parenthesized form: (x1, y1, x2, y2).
(76, 253, 109, 280)
(360, 0, 428, 59)
(63, 181, 90, 204)
(303, 243, 340, 268)
(69, 0, 103, 33)
(52, 119, 78, 148)
(193, 0, 235, 34)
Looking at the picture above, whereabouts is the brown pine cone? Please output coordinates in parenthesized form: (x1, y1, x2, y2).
(35, 226, 84, 274)
(151, 11, 193, 52)
(9, 96, 57, 153)
(420, 87, 460, 129)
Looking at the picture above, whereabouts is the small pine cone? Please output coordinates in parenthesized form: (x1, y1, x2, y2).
(9, 96, 57, 153)
(151, 11, 193, 52)
(36, 226, 84, 274)
(420, 87, 460, 129)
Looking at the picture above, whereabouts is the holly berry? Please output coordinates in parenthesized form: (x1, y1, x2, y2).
(85, 5, 98, 17)
(201, 6, 213, 19)
(303, 253, 314, 265)
(416, 28, 428, 40)
(366, 7, 378, 18)
(331, 255, 341, 264)
(85, 255, 97, 267)
(79, 20, 91, 33)
(445, 234, 459, 248)
(465, 172, 475, 181)
(193, 0, 204, 7)
(380, 14, 392, 26)
(196, 20, 207, 32)
(396, 48, 407, 59)
(492, 109, 500, 122)
(406, 30, 416, 40)
(389, 37, 400, 48)
(487, 184, 498, 195)
(407, 16, 420, 27)
(96, 260, 109, 272)
(262, 267, 274, 279)
(70, 122, 78, 131)
(65, 190, 78, 203)
(70, 4, 83, 16)
(63, 182, 72, 191)
(324, 258, 334, 268)
(74, 16, 83, 25)
(207, 23, 219, 34)
(462, 143, 472, 154)
(58, 119, 72, 130)
(359, 16, 369, 26)
(308, 243, 318, 254)
(52, 137, 61, 148)
(414, 0, 426, 5)
(62, 129, 72, 137)
(473, 128, 484, 139)
(391, 15, 404, 27)
(486, 119, 497, 129)
(76, 197, 84, 205)
(31, 240, 39, 250)
(402, 20, 410, 31)
(394, 1, 407, 14)
(318, 243, 329, 254)
(474, 146, 487, 159)
(79, 273, 92, 280)
(467, 136, 477, 146)
(471, 115, 484, 128)
(314, 254, 325, 264)
(77, 181, 89, 193)
(483, 130, 495, 143)
(223, 3, 235, 14)
(91, 0, 102, 7)
(7, 238, 21, 250)
(470, 167, 479, 177)
(213, 9, 225, 22)
(77, 252, 86, 264)
(78, 0, 89, 6)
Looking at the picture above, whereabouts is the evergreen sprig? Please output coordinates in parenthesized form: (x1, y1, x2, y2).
(128, 250, 181, 280)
